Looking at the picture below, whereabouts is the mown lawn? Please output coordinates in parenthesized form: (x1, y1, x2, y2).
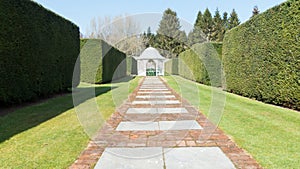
(0, 76, 141, 168)
(164, 75, 300, 169)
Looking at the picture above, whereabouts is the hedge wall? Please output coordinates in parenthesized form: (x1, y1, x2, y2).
(80, 39, 127, 83)
(0, 0, 80, 104)
(178, 43, 223, 87)
(126, 56, 137, 75)
(80, 39, 88, 49)
(165, 58, 179, 75)
(223, 0, 300, 110)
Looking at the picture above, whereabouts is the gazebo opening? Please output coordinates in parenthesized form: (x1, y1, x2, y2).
(146, 59, 156, 76)
(134, 47, 167, 76)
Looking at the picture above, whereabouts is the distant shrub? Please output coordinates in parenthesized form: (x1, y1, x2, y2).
(223, 0, 300, 110)
(0, 0, 80, 104)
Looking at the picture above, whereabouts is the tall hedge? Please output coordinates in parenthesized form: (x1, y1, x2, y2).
(80, 39, 127, 83)
(165, 58, 179, 75)
(0, 0, 80, 104)
(126, 56, 137, 75)
(178, 43, 223, 87)
(223, 0, 300, 110)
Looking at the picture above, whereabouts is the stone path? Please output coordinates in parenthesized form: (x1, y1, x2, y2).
(70, 77, 262, 169)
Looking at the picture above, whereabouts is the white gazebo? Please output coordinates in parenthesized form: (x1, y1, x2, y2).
(135, 47, 167, 76)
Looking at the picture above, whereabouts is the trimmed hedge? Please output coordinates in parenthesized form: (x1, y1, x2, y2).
(165, 58, 179, 75)
(178, 43, 223, 87)
(0, 0, 80, 104)
(80, 39, 127, 83)
(127, 56, 137, 75)
(80, 39, 88, 49)
(223, 0, 300, 110)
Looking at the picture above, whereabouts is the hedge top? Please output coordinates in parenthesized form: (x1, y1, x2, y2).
(30, 0, 78, 27)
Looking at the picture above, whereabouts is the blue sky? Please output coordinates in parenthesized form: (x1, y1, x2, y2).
(33, 0, 286, 35)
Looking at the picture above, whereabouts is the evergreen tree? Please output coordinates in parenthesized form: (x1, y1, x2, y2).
(176, 30, 188, 53)
(157, 8, 181, 39)
(212, 8, 223, 41)
(142, 26, 156, 48)
(179, 30, 188, 44)
(142, 31, 147, 45)
(187, 8, 241, 44)
(202, 8, 213, 41)
(217, 12, 229, 42)
(188, 11, 206, 46)
(187, 31, 194, 46)
(252, 6, 260, 17)
(222, 12, 229, 30)
(228, 9, 240, 29)
(147, 27, 151, 36)
(156, 8, 185, 58)
(194, 11, 204, 28)
(147, 27, 155, 47)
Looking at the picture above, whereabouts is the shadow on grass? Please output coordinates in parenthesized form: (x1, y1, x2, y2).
(0, 86, 113, 143)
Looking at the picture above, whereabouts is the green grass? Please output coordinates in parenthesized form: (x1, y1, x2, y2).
(164, 75, 300, 169)
(0, 76, 141, 168)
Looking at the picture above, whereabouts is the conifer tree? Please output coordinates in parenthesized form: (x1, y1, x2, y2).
(222, 12, 229, 30)
(212, 8, 223, 41)
(157, 8, 181, 39)
(252, 6, 260, 17)
(202, 8, 213, 41)
(156, 8, 185, 58)
(228, 9, 240, 29)
(188, 11, 206, 46)
(195, 11, 204, 28)
(147, 27, 151, 36)
(142, 26, 155, 47)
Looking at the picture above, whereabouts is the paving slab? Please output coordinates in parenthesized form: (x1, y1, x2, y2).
(116, 121, 159, 131)
(164, 147, 236, 169)
(94, 147, 164, 169)
(143, 83, 162, 84)
(126, 108, 188, 114)
(139, 89, 168, 91)
(159, 120, 202, 130)
(116, 120, 202, 131)
(136, 95, 176, 99)
(139, 89, 169, 91)
(143, 81, 163, 82)
(143, 83, 164, 85)
(141, 84, 165, 85)
(132, 100, 181, 105)
(140, 85, 166, 87)
(157, 108, 188, 114)
(138, 91, 172, 94)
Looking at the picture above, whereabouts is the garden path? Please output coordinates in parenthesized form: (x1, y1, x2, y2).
(70, 77, 261, 169)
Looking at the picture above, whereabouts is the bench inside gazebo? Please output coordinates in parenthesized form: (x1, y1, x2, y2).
(134, 47, 167, 76)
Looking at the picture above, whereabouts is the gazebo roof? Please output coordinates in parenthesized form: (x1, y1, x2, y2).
(136, 47, 166, 60)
